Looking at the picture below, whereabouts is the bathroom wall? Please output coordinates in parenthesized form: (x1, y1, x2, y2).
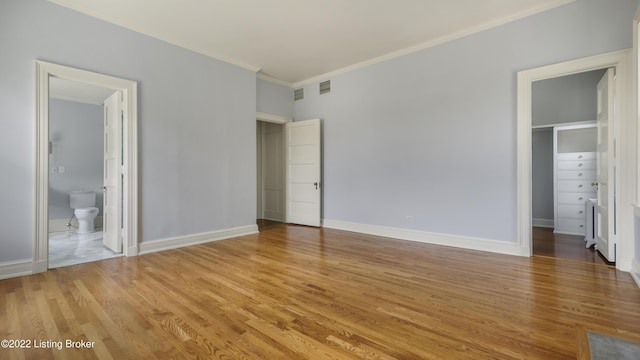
(49, 98, 104, 220)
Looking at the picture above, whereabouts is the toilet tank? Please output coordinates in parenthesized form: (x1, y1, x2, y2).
(69, 190, 96, 209)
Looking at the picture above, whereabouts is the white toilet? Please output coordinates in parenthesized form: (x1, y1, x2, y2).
(69, 190, 99, 234)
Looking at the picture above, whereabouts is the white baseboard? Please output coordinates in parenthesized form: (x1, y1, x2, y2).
(139, 224, 259, 255)
(323, 219, 529, 257)
(532, 218, 554, 228)
(631, 258, 640, 289)
(0, 259, 33, 280)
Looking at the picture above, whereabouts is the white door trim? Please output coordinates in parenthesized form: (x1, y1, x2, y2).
(34, 60, 139, 273)
(517, 49, 635, 271)
(257, 111, 292, 125)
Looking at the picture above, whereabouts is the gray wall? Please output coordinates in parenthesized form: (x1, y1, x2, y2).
(294, 0, 638, 243)
(257, 78, 294, 118)
(49, 99, 104, 220)
(532, 129, 554, 222)
(0, 0, 256, 263)
(532, 69, 606, 126)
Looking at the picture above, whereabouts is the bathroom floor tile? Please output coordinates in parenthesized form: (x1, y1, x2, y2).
(49, 230, 122, 268)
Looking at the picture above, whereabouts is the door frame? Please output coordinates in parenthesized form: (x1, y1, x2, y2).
(34, 60, 138, 273)
(516, 49, 636, 271)
(256, 112, 291, 222)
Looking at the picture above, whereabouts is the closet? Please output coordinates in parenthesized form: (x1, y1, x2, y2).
(553, 124, 597, 235)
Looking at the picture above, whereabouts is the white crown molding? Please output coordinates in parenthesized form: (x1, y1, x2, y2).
(51, 0, 573, 87)
(292, 0, 575, 88)
(257, 73, 294, 88)
(48, 0, 262, 74)
(138, 225, 259, 255)
(323, 219, 529, 257)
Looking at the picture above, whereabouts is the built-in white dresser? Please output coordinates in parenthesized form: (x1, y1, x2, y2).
(554, 152, 596, 235)
(553, 124, 597, 236)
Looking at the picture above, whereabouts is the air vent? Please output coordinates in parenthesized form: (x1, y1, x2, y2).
(319, 80, 331, 94)
(294, 88, 304, 101)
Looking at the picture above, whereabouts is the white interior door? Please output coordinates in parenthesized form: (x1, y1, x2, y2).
(595, 68, 615, 262)
(103, 91, 122, 252)
(286, 119, 321, 226)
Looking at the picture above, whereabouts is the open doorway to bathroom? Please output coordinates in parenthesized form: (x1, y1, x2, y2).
(34, 60, 138, 275)
(47, 78, 122, 268)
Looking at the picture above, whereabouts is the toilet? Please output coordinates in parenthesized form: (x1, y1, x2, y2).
(69, 190, 99, 234)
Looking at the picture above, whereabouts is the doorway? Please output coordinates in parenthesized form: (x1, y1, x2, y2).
(257, 120, 286, 224)
(34, 60, 138, 274)
(530, 70, 610, 265)
(516, 49, 634, 271)
(256, 112, 291, 227)
(47, 79, 122, 267)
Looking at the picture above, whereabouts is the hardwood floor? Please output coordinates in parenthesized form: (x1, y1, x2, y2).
(532, 227, 612, 266)
(2, 224, 639, 359)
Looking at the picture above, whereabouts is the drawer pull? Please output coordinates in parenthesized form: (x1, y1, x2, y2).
(578, 173, 583, 176)
(578, 197, 583, 200)
(580, 225, 584, 228)
(578, 163, 583, 167)
(578, 184, 583, 188)
(579, 210, 584, 214)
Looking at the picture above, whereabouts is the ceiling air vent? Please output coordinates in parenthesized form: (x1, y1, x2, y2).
(294, 88, 304, 101)
(319, 80, 331, 94)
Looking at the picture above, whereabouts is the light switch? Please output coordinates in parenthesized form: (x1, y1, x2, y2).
(58, 166, 65, 173)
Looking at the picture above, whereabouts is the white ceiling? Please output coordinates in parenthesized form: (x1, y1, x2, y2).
(48, 0, 573, 87)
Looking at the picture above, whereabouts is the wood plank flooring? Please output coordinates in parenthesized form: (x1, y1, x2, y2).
(2, 223, 640, 359)
(532, 227, 612, 266)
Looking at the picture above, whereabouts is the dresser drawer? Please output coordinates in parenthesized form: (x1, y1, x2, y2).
(556, 170, 596, 180)
(557, 160, 596, 171)
(557, 192, 595, 205)
(557, 152, 596, 161)
(558, 204, 586, 219)
(557, 180, 596, 192)
(555, 218, 586, 235)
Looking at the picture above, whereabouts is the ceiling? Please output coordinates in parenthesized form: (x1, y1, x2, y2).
(48, 0, 573, 87)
